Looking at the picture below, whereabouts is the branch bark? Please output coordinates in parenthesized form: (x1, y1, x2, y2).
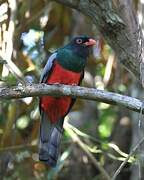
(51, 0, 144, 85)
(0, 83, 143, 114)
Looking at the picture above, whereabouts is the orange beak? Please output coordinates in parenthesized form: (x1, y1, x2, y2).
(84, 38, 96, 46)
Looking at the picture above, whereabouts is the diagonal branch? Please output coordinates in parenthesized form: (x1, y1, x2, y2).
(64, 121, 111, 180)
(112, 136, 144, 180)
(0, 83, 143, 114)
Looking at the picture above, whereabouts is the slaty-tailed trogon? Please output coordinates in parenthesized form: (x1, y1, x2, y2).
(39, 35, 96, 167)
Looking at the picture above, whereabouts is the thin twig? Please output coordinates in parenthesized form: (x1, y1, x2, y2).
(64, 121, 111, 180)
(112, 136, 144, 180)
(0, 140, 70, 152)
(0, 57, 26, 84)
(5, 63, 26, 84)
(0, 143, 36, 152)
(68, 123, 135, 162)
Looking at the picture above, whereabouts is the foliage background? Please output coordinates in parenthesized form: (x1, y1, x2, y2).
(0, 0, 141, 179)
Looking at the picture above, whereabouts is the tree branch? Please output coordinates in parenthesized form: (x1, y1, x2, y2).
(51, 0, 144, 85)
(112, 136, 144, 180)
(64, 121, 111, 180)
(0, 83, 143, 114)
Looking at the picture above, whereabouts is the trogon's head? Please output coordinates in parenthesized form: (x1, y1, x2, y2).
(67, 35, 96, 58)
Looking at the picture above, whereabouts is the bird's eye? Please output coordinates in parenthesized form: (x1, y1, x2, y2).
(76, 38, 83, 44)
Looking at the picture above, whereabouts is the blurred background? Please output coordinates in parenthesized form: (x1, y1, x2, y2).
(0, 0, 143, 179)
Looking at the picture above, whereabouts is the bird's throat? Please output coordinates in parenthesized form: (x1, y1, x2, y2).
(57, 48, 87, 72)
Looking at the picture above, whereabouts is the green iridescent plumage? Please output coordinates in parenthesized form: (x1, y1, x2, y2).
(57, 48, 87, 72)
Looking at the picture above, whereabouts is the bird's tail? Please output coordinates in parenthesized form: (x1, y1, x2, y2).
(39, 111, 64, 167)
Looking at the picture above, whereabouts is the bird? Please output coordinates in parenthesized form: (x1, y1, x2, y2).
(39, 35, 96, 167)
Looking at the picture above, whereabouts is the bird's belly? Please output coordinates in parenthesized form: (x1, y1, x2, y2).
(41, 96, 71, 123)
(41, 63, 81, 123)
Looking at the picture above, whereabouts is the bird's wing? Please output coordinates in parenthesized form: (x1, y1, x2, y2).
(40, 52, 57, 83)
(39, 52, 57, 114)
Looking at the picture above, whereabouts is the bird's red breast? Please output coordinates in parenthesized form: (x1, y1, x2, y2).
(41, 62, 82, 123)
